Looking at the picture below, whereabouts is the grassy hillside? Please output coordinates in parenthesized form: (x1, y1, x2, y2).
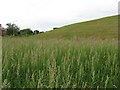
(34, 15, 118, 39)
(2, 15, 119, 88)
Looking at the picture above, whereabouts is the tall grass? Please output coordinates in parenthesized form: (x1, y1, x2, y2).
(2, 37, 119, 88)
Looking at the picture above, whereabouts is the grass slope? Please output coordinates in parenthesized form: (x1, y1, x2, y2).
(2, 15, 119, 88)
(34, 15, 118, 39)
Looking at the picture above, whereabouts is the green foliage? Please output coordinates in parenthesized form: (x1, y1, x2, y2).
(34, 30, 39, 34)
(20, 29, 33, 36)
(6, 23, 20, 36)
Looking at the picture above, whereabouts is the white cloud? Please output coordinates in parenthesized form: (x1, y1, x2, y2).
(0, 0, 119, 31)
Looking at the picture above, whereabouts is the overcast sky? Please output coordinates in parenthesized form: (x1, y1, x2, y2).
(0, 0, 119, 31)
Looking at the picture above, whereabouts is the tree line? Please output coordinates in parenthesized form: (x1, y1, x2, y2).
(6, 23, 44, 36)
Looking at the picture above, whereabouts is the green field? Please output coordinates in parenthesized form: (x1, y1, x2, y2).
(2, 15, 120, 88)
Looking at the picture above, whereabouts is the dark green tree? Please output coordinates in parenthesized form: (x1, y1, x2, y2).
(34, 30, 39, 34)
(20, 28, 33, 36)
(6, 23, 20, 36)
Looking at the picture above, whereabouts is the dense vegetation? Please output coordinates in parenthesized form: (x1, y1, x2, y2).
(5, 23, 42, 36)
(2, 15, 119, 88)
